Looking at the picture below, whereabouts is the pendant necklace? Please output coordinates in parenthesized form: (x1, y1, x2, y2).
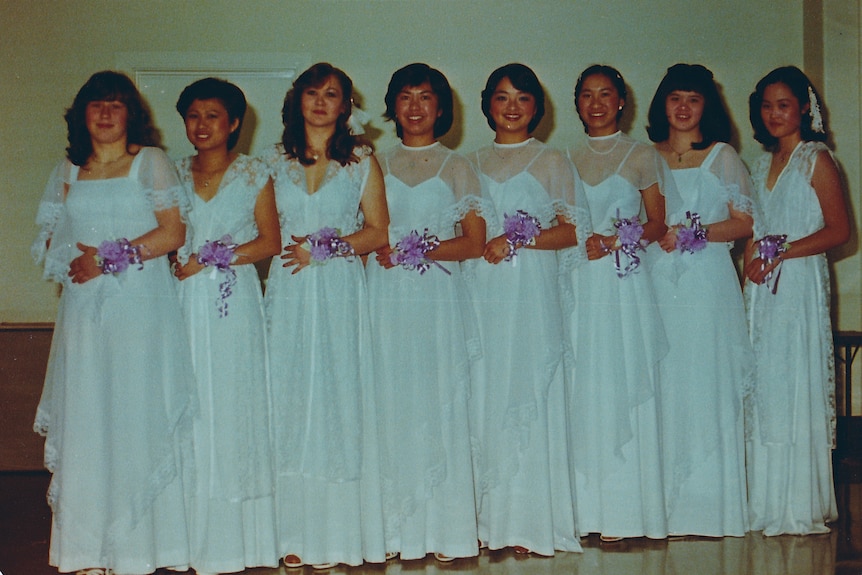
(669, 143, 692, 163)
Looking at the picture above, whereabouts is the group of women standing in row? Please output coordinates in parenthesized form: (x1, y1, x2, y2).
(32, 58, 850, 575)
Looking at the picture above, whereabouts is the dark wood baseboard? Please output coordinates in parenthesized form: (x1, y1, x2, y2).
(0, 325, 53, 470)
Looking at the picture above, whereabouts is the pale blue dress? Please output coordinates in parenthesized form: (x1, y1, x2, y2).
(263, 144, 386, 566)
(175, 154, 279, 571)
(745, 141, 839, 535)
(32, 147, 194, 574)
(565, 132, 669, 539)
(366, 142, 483, 560)
(650, 143, 753, 536)
(466, 138, 581, 555)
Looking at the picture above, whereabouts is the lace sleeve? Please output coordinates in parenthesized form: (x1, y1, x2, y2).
(32, 160, 77, 281)
(466, 150, 502, 236)
(32, 161, 69, 262)
(137, 147, 191, 218)
(555, 152, 591, 271)
(441, 153, 493, 227)
(245, 155, 273, 192)
(709, 143, 754, 216)
(619, 139, 683, 224)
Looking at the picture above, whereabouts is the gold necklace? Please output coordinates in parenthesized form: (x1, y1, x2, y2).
(668, 143, 692, 163)
(193, 163, 229, 188)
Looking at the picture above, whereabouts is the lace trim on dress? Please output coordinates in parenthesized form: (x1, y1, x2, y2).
(553, 199, 589, 272)
(32, 202, 64, 262)
(819, 262, 838, 448)
(379, 358, 472, 535)
(726, 183, 754, 216)
(445, 194, 494, 227)
(277, 144, 372, 193)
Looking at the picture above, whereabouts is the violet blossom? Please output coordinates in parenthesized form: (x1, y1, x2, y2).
(197, 235, 239, 317)
(96, 238, 143, 275)
(502, 210, 542, 263)
(675, 211, 708, 254)
(756, 234, 790, 294)
(612, 210, 645, 278)
(306, 227, 355, 263)
(389, 229, 450, 275)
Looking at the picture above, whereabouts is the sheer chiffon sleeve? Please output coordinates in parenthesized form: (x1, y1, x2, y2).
(32, 160, 75, 282)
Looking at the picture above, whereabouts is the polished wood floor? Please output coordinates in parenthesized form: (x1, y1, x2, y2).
(3, 460, 862, 575)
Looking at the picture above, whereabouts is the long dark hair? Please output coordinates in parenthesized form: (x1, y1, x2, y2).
(646, 63, 732, 148)
(749, 66, 828, 151)
(64, 71, 160, 166)
(280, 62, 368, 166)
(383, 63, 454, 139)
(480, 63, 545, 134)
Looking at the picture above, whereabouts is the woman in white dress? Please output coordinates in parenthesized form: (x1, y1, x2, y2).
(172, 78, 281, 574)
(565, 64, 671, 542)
(263, 62, 389, 568)
(466, 63, 581, 556)
(744, 66, 849, 535)
(368, 63, 485, 562)
(32, 71, 194, 575)
(646, 64, 753, 537)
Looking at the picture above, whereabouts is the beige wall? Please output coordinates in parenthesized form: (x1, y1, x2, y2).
(0, 0, 858, 328)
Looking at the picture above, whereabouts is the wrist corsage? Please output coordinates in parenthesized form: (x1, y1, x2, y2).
(95, 238, 143, 275)
(675, 211, 708, 254)
(755, 234, 790, 294)
(502, 210, 542, 265)
(612, 209, 646, 278)
(306, 227, 356, 263)
(197, 234, 239, 317)
(389, 229, 450, 275)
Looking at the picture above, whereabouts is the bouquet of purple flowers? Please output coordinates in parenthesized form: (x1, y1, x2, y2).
(306, 227, 355, 263)
(197, 235, 239, 317)
(389, 229, 450, 275)
(755, 234, 790, 294)
(503, 210, 542, 263)
(612, 210, 646, 278)
(95, 238, 143, 275)
(675, 211, 709, 254)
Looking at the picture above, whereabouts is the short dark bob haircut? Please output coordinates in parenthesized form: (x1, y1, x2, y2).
(176, 77, 247, 151)
(480, 63, 545, 134)
(646, 63, 732, 148)
(64, 70, 160, 166)
(573, 64, 627, 134)
(383, 63, 454, 139)
(281, 62, 368, 166)
(749, 65, 828, 151)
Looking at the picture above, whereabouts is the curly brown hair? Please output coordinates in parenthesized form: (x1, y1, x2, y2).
(64, 71, 161, 166)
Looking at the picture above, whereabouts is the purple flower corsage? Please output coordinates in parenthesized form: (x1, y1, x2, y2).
(95, 238, 143, 275)
(197, 234, 238, 317)
(611, 209, 646, 278)
(755, 234, 790, 294)
(675, 211, 709, 254)
(306, 227, 356, 263)
(389, 229, 450, 275)
(503, 210, 542, 264)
